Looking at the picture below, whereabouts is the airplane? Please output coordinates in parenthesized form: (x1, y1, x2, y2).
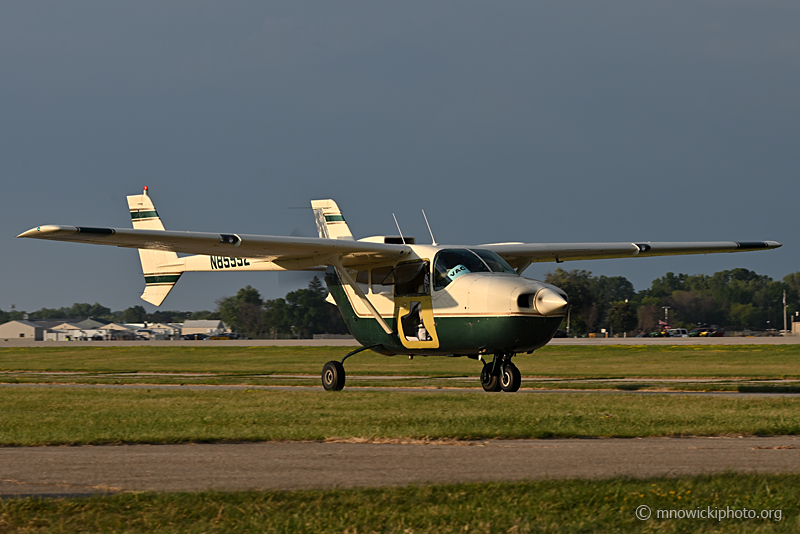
(18, 187, 781, 392)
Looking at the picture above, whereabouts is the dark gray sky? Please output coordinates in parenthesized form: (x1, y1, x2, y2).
(3, 2, 798, 313)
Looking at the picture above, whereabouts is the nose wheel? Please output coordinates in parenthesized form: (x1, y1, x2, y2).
(500, 362, 521, 392)
(480, 362, 501, 391)
(480, 354, 521, 392)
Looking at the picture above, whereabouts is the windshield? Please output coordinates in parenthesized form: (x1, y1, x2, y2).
(433, 249, 516, 290)
(471, 249, 516, 274)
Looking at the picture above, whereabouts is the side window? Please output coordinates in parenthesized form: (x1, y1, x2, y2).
(355, 270, 370, 294)
(393, 261, 430, 297)
(371, 266, 394, 294)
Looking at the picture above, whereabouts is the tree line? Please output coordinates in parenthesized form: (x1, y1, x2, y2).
(3, 269, 798, 338)
(216, 277, 348, 339)
(546, 268, 800, 336)
(0, 276, 347, 340)
(0, 302, 217, 326)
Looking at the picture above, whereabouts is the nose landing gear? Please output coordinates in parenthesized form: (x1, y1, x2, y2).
(480, 353, 521, 393)
(500, 362, 521, 392)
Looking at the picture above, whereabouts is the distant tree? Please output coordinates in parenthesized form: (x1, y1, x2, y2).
(663, 290, 720, 327)
(545, 269, 599, 335)
(637, 296, 662, 333)
(122, 305, 147, 323)
(28, 307, 65, 320)
(189, 310, 218, 320)
(729, 302, 760, 328)
(545, 269, 635, 335)
(263, 298, 292, 338)
(283, 276, 347, 338)
(607, 301, 637, 335)
(646, 272, 688, 299)
(217, 285, 265, 337)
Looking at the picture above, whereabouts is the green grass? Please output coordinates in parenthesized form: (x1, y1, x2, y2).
(2, 474, 798, 533)
(2, 387, 800, 446)
(1, 344, 799, 379)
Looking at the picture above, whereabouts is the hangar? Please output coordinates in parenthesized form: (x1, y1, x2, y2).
(0, 320, 45, 341)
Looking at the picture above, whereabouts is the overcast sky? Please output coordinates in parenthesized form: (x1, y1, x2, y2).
(2, 2, 798, 314)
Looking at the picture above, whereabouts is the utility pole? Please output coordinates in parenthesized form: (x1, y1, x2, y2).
(566, 306, 571, 337)
(784, 290, 787, 335)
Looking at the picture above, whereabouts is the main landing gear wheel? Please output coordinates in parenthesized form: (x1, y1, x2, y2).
(480, 362, 501, 392)
(322, 361, 345, 391)
(500, 363, 521, 393)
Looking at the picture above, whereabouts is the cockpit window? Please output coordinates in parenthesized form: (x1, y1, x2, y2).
(471, 249, 516, 274)
(433, 248, 516, 290)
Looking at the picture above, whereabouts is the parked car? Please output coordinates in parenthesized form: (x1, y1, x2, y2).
(180, 333, 208, 340)
(688, 327, 725, 337)
(668, 328, 689, 337)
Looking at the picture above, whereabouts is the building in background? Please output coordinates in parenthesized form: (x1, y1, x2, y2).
(0, 320, 45, 341)
(180, 320, 226, 337)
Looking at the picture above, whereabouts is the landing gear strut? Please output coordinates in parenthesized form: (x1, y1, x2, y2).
(480, 353, 521, 393)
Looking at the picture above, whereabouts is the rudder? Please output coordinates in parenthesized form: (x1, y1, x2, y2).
(310, 199, 354, 240)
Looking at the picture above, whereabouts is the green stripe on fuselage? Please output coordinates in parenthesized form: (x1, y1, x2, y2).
(131, 210, 159, 220)
(144, 274, 181, 284)
(324, 268, 561, 356)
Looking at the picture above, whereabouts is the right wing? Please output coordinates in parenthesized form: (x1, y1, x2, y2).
(482, 241, 782, 272)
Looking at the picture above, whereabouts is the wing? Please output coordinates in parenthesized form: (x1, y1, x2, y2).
(17, 225, 411, 269)
(482, 241, 782, 271)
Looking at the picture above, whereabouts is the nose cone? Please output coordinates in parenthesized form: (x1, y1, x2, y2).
(534, 287, 568, 316)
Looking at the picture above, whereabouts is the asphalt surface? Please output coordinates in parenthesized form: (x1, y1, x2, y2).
(2, 436, 798, 498)
(1, 382, 798, 398)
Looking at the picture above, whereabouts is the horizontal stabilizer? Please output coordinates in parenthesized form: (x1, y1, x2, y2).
(141, 273, 183, 306)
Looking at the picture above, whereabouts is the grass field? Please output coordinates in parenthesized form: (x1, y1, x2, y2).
(2, 474, 798, 533)
(2, 345, 799, 532)
(1, 344, 799, 445)
(1, 344, 800, 393)
(2, 344, 800, 395)
(1, 344, 799, 377)
(2, 387, 799, 446)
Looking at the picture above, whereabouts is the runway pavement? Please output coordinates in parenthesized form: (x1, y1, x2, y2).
(1, 382, 799, 398)
(2, 436, 798, 498)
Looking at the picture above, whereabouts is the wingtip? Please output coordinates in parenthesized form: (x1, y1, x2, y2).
(17, 225, 78, 238)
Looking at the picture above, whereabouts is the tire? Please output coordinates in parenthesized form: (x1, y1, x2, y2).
(322, 361, 346, 391)
(480, 362, 501, 392)
(500, 363, 521, 393)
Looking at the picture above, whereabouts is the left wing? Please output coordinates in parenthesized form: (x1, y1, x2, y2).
(482, 241, 782, 272)
(17, 225, 412, 269)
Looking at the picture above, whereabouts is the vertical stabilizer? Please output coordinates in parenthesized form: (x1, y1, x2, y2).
(126, 187, 182, 306)
(310, 199, 354, 240)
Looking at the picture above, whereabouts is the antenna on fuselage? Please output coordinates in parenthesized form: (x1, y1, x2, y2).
(392, 213, 407, 245)
(422, 209, 437, 246)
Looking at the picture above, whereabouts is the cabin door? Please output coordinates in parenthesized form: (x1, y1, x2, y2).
(392, 260, 439, 349)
